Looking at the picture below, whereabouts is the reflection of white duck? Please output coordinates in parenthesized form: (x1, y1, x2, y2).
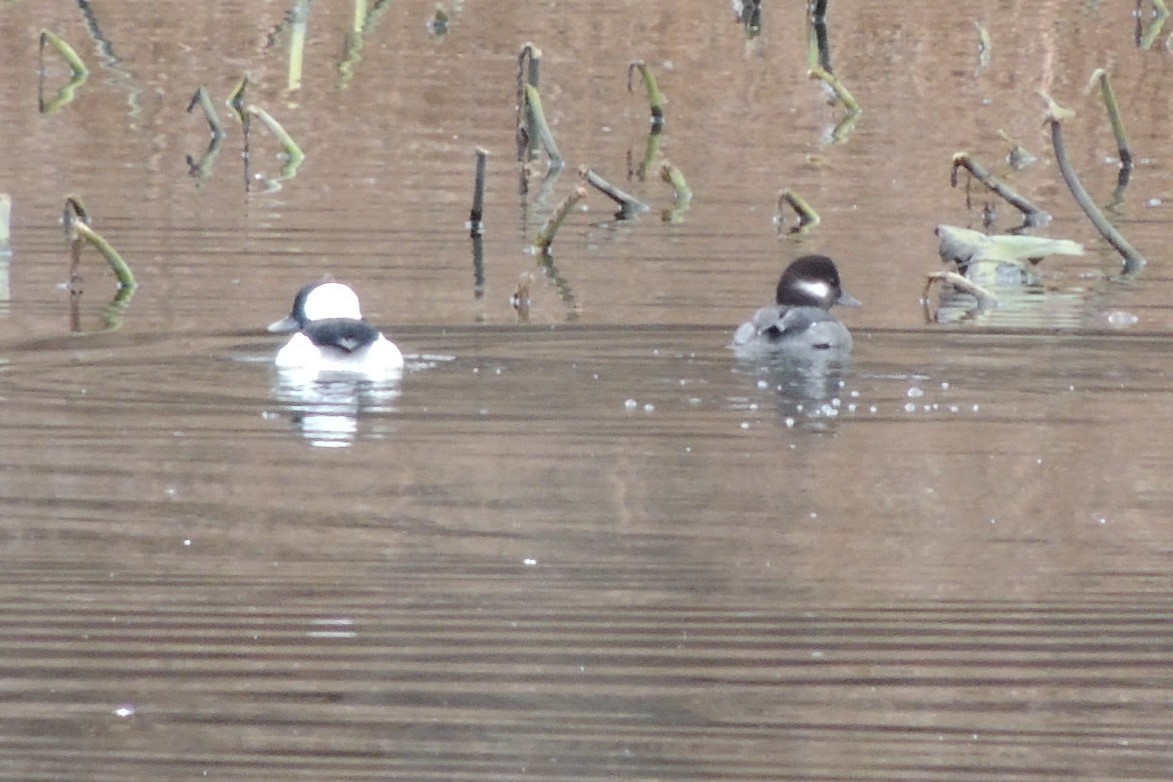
(268, 279, 404, 377)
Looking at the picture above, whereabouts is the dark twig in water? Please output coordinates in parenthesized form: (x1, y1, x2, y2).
(63, 196, 136, 290)
(951, 152, 1050, 226)
(627, 61, 666, 131)
(776, 189, 820, 234)
(580, 166, 649, 219)
(534, 185, 587, 255)
(469, 147, 488, 237)
(1041, 92, 1146, 275)
(806, 4, 831, 71)
(471, 231, 485, 301)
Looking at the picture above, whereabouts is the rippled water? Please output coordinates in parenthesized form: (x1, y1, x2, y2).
(3, 0, 1173, 779)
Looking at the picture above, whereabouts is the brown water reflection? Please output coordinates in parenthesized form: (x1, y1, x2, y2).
(3, 0, 1173, 779)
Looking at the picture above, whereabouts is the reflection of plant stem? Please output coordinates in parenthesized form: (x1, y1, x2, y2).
(186, 134, 224, 180)
(470, 147, 488, 237)
(287, 0, 310, 92)
(471, 232, 485, 300)
(1042, 92, 1146, 275)
(660, 161, 692, 223)
(1088, 69, 1133, 169)
(922, 270, 998, 324)
(580, 167, 648, 218)
(246, 104, 306, 178)
(64, 196, 136, 289)
(538, 253, 578, 317)
(186, 86, 225, 179)
(0, 193, 10, 252)
(776, 189, 820, 234)
(1138, 0, 1169, 49)
(534, 186, 586, 255)
(627, 60, 666, 130)
(339, 0, 393, 83)
(973, 21, 992, 67)
(523, 84, 564, 170)
(951, 152, 1049, 225)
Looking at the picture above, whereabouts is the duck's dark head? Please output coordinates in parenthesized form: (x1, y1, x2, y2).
(775, 255, 860, 310)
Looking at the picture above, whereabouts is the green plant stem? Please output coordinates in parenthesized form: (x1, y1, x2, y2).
(523, 84, 563, 170)
(227, 74, 249, 122)
(1089, 69, 1132, 168)
(535, 186, 586, 255)
(64, 197, 136, 290)
(40, 30, 89, 76)
(246, 104, 306, 176)
(187, 86, 225, 140)
(808, 65, 859, 113)
(627, 61, 666, 129)
(516, 43, 542, 161)
(776, 189, 820, 233)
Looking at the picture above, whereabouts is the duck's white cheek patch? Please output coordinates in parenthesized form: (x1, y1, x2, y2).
(797, 279, 831, 301)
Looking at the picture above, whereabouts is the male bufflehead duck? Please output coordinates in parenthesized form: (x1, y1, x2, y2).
(732, 255, 860, 355)
(269, 279, 404, 376)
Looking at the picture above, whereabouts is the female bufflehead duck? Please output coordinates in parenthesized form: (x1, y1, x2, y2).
(732, 255, 859, 355)
(269, 279, 404, 376)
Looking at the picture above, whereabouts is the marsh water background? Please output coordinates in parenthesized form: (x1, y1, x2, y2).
(3, 1, 1173, 779)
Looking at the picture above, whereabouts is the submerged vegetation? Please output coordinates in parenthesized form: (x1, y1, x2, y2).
(13, 2, 1164, 332)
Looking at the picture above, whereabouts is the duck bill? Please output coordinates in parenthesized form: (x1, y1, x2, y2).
(836, 290, 862, 307)
(267, 315, 301, 333)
